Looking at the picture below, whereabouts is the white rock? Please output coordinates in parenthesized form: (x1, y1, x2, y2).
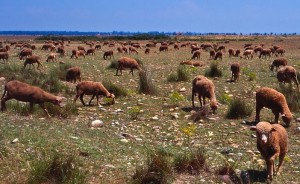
(120, 139, 129, 143)
(179, 87, 186, 92)
(91, 120, 104, 128)
(11, 138, 19, 144)
(152, 116, 159, 120)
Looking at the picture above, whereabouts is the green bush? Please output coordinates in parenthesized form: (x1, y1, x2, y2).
(204, 61, 222, 77)
(167, 66, 190, 82)
(138, 66, 158, 95)
(169, 91, 185, 105)
(277, 85, 300, 112)
(102, 80, 127, 97)
(226, 98, 252, 119)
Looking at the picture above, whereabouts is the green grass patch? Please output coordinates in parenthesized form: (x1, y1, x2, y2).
(226, 98, 253, 119)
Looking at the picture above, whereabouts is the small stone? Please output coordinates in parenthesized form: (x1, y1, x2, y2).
(179, 87, 186, 92)
(120, 139, 129, 143)
(11, 138, 19, 144)
(297, 127, 300, 132)
(91, 120, 104, 127)
(152, 115, 159, 120)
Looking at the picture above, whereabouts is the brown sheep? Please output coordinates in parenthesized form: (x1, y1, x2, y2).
(230, 63, 240, 82)
(254, 46, 263, 55)
(19, 48, 32, 60)
(270, 58, 288, 73)
(0, 52, 9, 63)
(228, 48, 235, 57)
(255, 87, 292, 127)
(244, 43, 252, 48)
(74, 81, 115, 106)
(70, 50, 85, 59)
(122, 47, 128, 53)
(259, 49, 272, 59)
(117, 47, 123, 53)
(159, 45, 168, 52)
(214, 51, 223, 60)
(277, 66, 299, 91)
(66, 67, 81, 83)
(86, 48, 96, 56)
(116, 57, 141, 76)
(145, 48, 150, 54)
(46, 53, 57, 62)
(192, 75, 218, 113)
(276, 48, 285, 56)
(103, 50, 114, 60)
(1, 80, 65, 117)
(95, 44, 101, 50)
(217, 45, 225, 52)
(24, 55, 43, 70)
(174, 44, 179, 50)
(129, 47, 139, 54)
(56, 46, 65, 56)
(250, 121, 288, 180)
(234, 49, 241, 57)
(209, 50, 216, 59)
(191, 46, 200, 54)
(191, 50, 201, 60)
(77, 46, 86, 52)
(243, 50, 253, 59)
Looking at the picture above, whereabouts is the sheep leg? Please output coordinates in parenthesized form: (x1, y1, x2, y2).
(39, 103, 51, 118)
(274, 112, 279, 124)
(255, 104, 263, 122)
(79, 94, 86, 106)
(0, 96, 10, 111)
(266, 159, 273, 180)
(276, 153, 286, 175)
(130, 68, 134, 76)
(198, 95, 202, 108)
(88, 94, 96, 106)
(192, 91, 195, 109)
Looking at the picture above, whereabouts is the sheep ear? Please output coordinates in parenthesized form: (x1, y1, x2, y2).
(250, 126, 257, 131)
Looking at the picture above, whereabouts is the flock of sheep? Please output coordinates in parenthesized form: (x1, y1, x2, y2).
(0, 38, 297, 181)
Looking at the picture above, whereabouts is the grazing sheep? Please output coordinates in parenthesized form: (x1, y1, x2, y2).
(145, 48, 150, 54)
(209, 50, 216, 59)
(277, 66, 299, 91)
(117, 47, 123, 53)
(234, 49, 241, 57)
(174, 44, 179, 50)
(103, 50, 114, 60)
(250, 121, 288, 180)
(191, 50, 201, 60)
(228, 48, 235, 57)
(214, 51, 223, 60)
(19, 48, 32, 60)
(46, 53, 57, 62)
(255, 87, 292, 127)
(191, 46, 200, 54)
(24, 55, 43, 70)
(116, 57, 141, 76)
(217, 45, 225, 52)
(74, 81, 115, 106)
(270, 58, 288, 74)
(78, 46, 86, 52)
(159, 45, 168, 52)
(66, 67, 81, 83)
(0, 52, 9, 63)
(259, 49, 272, 59)
(276, 48, 285, 56)
(192, 75, 218, 113)
(180, 60, 204, 67)
(86, 48, 96, 56)
(243, 50, 253, 59)
(56, 46, 65, 56)
(201, 43, 213, 51)
(254, 46, 263, 55)
(122, 47, 128, 53)
(244, 43, 252, 48)
(1, 80, 65, 117)
(230, 63, 240, 82)
(129, 47, 139, 54)
(95, 44, 101, 50)
(70, 50, 86, 59)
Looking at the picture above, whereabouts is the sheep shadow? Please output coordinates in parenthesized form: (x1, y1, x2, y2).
(181, 106, 194, 112)
(240, 169, 267, 183)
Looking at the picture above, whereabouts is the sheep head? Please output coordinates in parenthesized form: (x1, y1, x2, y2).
(281, 113, 292, 127)
(210, 100, 218, 114)
(250, 121, 275, 145)
(54, 97, 66, 107)
(107, 93, 115, 104)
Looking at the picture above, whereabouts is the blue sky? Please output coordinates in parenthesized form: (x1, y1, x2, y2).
(1, 0, 299, 34)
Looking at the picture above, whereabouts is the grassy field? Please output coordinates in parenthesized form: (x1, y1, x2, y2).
(0, 35, 300, 183)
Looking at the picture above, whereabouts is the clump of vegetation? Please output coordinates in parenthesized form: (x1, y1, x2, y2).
(102, 80, 128, 97)
(132, 149, 174, 184)
(174, 148, 208, 175)
(277, 85, 300, 112)
(169, 91, 185, 105)
(43, 101, 78, 118)
(138, 66, 158, 95)
(27, 151, 87, 184)
(167, 65, 190, 82)
(226, 98, 253, 119)
(128, 106, 141, 119)
(106, 60, 119, 69)
(204, 61, 222, 77)
(242, 67, 257, 81)
(219, 94, 232, 105)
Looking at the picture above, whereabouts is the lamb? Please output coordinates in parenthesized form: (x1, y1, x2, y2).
(192, 75, 218, 113)
(24, 55, 43, 70)
(191, 50, 201, 60)
(66, 67, 81, 83)
(270, 58, 288, 74)
(116, 57, 141, 76)
(228, 48, 235, 57)
(159, 45, 168, 52)
(277, 66, 299, 91)
(0, 51, 9, 63)
(214, 51, 223, 60)
(250, 121, 288, 180)
(230, 63, 240, 82)
(234, 50, 241, 57)
(1, 80, 65, 117)
(103, 50, 114, 60)
(74, 81, 115, 106)
(46, 53, 57, 62)
(255, 87, 292, 127)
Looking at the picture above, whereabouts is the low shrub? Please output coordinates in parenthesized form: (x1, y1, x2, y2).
(226, 98, 253, 119)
